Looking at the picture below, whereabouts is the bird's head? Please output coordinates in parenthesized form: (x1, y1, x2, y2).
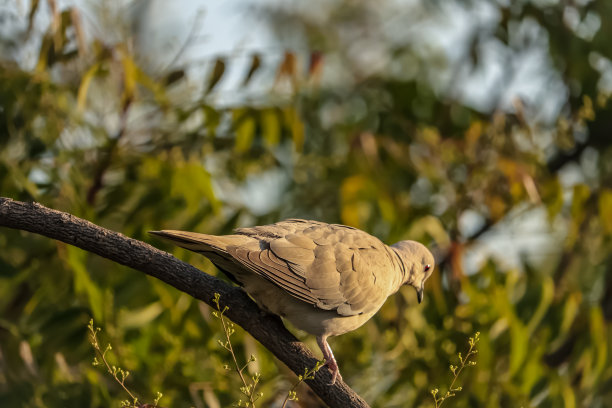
(390, 240, 435, 304)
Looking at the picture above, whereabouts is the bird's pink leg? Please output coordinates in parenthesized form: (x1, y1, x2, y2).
(317, 335, 341, 385)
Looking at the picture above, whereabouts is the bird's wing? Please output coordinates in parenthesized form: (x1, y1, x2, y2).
(230, 220, 398, 316)
(149, 228, 321, 305)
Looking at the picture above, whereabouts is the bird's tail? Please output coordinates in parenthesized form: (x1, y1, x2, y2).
(148, 230, 250, 284)
(149, 230, 231, 253)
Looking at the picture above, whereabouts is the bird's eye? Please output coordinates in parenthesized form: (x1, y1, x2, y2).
(424, 264, 431, 272)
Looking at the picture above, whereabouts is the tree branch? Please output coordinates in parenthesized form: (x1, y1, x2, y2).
(0, 197, 370, 408)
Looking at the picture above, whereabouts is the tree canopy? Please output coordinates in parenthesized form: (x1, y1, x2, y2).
(1, 1, 611, 407)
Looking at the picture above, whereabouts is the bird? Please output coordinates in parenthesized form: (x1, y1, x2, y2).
(149, 219, 435, 384)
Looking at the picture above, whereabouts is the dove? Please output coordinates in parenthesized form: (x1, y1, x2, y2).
(150, 219, 434, 384)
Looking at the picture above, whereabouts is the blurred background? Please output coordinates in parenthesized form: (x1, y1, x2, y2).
(1, 0, 611, 406)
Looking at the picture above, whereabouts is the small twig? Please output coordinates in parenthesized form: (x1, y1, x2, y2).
(281, 360, 325, 408)
(88, 319, 163, 408)
(431, 332, 479, 408)
(88, 319, 139, 406)
(213, 293, 262, 408)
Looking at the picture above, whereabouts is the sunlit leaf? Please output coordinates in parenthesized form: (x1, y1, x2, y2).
(283, 107, 304, 151)
(233, 109, 255, 152)
(589, 307, 607, 383)
(261, 109, 280, 147)
(561, 383, 576, 408)
(567, 184, 591, 247)
(64, 246, 103, 321)
(598, 188, 612, 234)
(118, 302, 164, 329)
(526, 276, 553, 334)
(341, 175, 372, 228)
(77, 62, 101, 112)
(171, 160, 220, 213)
(560, 292, 581, 334)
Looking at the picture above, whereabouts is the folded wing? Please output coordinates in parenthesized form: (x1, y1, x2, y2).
(151, 219, 398, 317)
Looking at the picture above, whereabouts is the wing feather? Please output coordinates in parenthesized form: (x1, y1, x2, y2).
(153, 220, 400, 317)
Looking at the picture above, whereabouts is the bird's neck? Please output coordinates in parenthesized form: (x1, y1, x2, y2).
(389, 246, 414, 291)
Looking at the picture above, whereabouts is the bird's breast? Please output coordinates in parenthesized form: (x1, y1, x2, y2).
(240, 273, 383, 337)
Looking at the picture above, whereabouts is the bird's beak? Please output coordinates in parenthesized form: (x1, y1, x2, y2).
(416, 286, 424, 304)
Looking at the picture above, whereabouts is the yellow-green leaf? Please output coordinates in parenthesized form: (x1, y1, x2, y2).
(589, 307, 607, 382)
(66, 246, 103, 320)
(77, 62, 101, 112)
(567, 184, 591, 246)
(598, 188, 612, 233)
(262, 109, 280, 147)
(234, 110, 255, 153)
(171, 161, 220, 213)
(526, 275, 554, 334)
(118, 302, 164, 329)
(120, 53, 138, 101)
(284, 107, 304, 151)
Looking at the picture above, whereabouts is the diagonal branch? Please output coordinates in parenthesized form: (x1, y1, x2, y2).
(0, 197, 370, 408)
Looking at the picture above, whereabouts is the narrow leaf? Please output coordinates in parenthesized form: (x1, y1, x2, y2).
(234, 110, 255, 153)
(283, 107, 304, 151)
(598, 188, 612, 233)
(206, 58, 226, 93)
(261, 109, 280, 147)
(242, 54, 261, 86)
(275, 51, 297, 84)
(77, 62, 101, 112)
(308, 51, 323, 81)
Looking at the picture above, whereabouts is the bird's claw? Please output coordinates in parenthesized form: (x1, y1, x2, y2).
(325, 359, 342, 385)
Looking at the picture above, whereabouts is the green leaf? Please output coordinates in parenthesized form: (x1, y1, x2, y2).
(233, 110, 255, 152)
(566, 184, 590, 246)
(171, 161, 220, 213)
(118, 302, 163, 329)
(242, 54, 261, 86)
(526, 276, 554, 335)
(205, 58, 226, 93)
(261, 109, 280, 147)
(66, 246, 103, 321)
(283, 107, 304, 151)
(589, 307, 607, 382)
(598, 188, 612, 234)
(77, 62, 101, 112)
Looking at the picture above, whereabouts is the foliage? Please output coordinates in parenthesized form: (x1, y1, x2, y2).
(88, 319, 162, 408)
(431, 332, 479, 408)
(212, 293, 263, 408)
(211, 293, 324, 408)
(0, 0, 611, 407)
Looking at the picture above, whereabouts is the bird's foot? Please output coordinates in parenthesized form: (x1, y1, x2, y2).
(325, 358, 342, 385)
(317, 335, 342, 385)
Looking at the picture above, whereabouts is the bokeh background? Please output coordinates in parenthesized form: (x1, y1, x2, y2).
(1, 0, 611, 407)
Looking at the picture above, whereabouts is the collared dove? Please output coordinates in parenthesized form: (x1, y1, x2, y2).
(150, 219, 434, 384)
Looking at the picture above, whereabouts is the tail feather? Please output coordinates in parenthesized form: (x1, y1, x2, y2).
(148, 230, 251, 285)
(149, 230, 229, 253)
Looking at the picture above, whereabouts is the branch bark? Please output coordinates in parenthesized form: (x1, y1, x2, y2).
(0, 197, 370, 408)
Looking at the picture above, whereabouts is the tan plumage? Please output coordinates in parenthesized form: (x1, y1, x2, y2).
(150, 219, 435, 384)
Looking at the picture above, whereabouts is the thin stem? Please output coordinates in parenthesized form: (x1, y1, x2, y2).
(213, 294, 260, 408)
(220, 311, 257, 407)
(280, 360, 324, 408)
(431, 332, 479, 408)
(88, 320, 139, 405)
